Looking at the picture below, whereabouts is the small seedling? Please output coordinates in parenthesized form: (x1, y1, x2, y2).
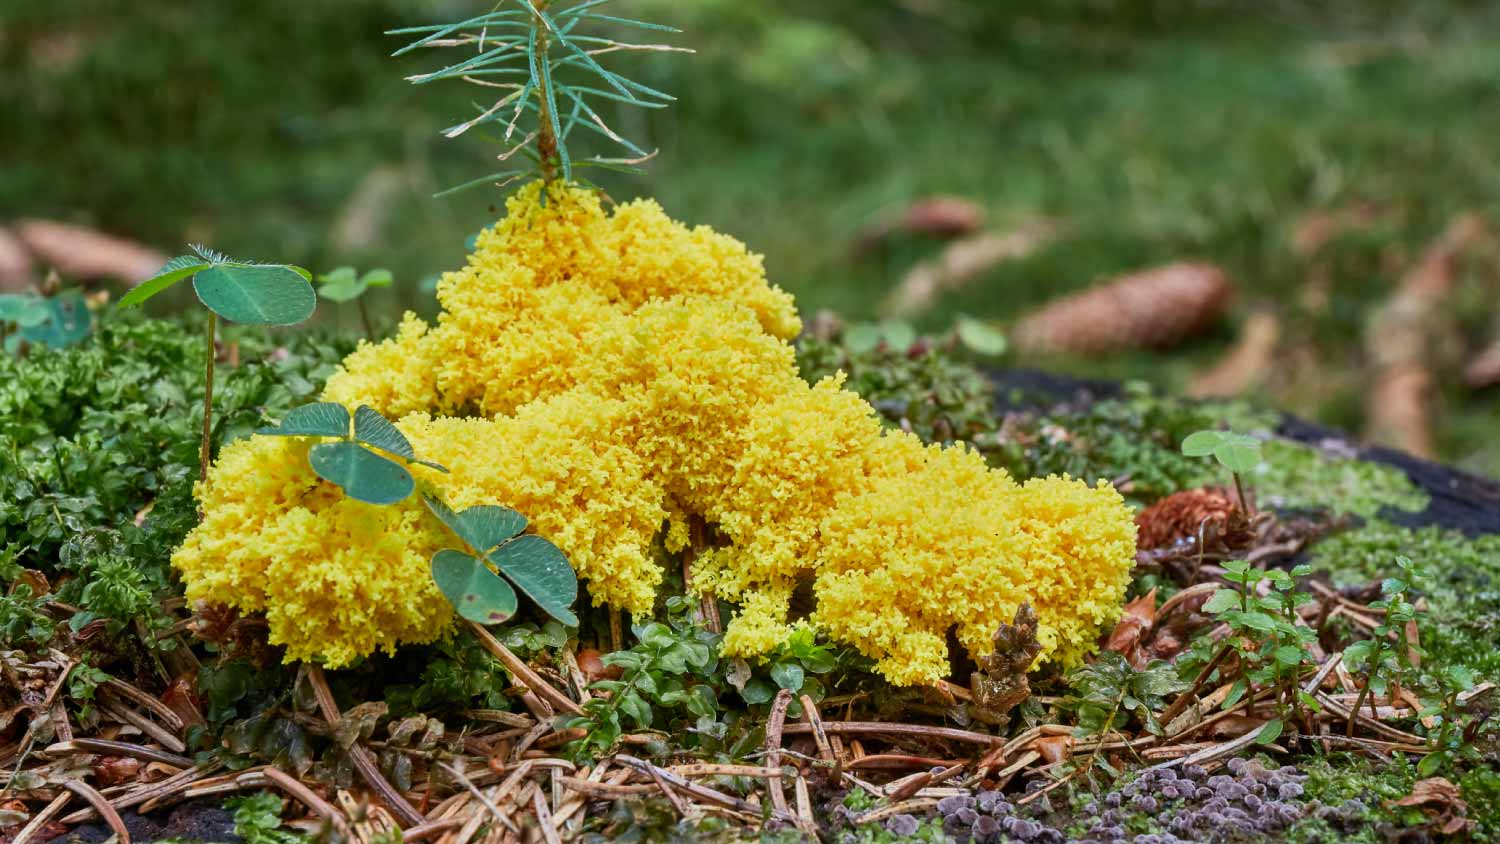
(1418, 664, 1478, 775)
(1200, 561, 1319, 738)
(392, 0, 682, 191)
(1181, 428, 1262, 513)
(257, 402, 447, 504)
(422, 493, 578, 628)
(120, 245, 316, 482)
(317, 266, 393, 340)
(1343, 555, 1422, 737)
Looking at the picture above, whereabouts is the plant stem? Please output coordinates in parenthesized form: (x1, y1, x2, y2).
(532, 0, 559, 183)
(1232, 470, 1251, 517)
(199, 311, 217, 485)
(357, 297, 374, 341)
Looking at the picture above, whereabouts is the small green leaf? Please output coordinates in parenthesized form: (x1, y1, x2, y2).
(1214, 442, 1262, 474)
(431, 549, 517, 625)
(1254, 718, 1284, 744)
(1233, 611, 1278, 633)
(424, 494, 528, 554)
(362, 269, 394, 288)
(1181, 430, 1223, 457)
(799, 648, 837, 675)
(955, 316, 1007, 356)
(21, 292, 92, 348)
(1222, 679, 1248, 710)
(1202, 589, 1241, 615)
(844, 323, 882, 354)
(316, 267, 363, 303)
(0, 294, 51, 327)
(118, 256, 211, 309)
(193, 264, 316, 325)
(1273, 645, 1306, 667)
(880, 320, 916, 351)
(491, 534, 578, 627)
(1417, 750, 1447, 777)
(620, 693, 653, 730)
(740, 678, 776, 705)
(353, 406, 416, 460)
(257, 402, 351, 438)
(770, 661, 804, 692)
(309, 441, 414, 505)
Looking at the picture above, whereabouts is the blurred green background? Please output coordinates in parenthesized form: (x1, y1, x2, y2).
(3, 1, 1499, 475)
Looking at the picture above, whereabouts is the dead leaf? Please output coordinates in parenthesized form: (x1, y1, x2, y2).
(93, 755, 141, 787)
(1105, 588, 1157, 668)
(161, 675, 205, 729)
(1032, 735, 1073, 765)
(1189, 310, 1281, 398)
(1389, 777, 1473, 836)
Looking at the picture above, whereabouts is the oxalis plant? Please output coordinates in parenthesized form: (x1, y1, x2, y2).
(317, 266, 392, 340)
(120, 246, 316, 482)
(256, 402, 580, 627)
(0, 289, 92, 354)
(1181, 427, 1261, 513)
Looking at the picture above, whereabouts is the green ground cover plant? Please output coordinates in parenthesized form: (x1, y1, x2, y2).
(3, 4, 1498, 843)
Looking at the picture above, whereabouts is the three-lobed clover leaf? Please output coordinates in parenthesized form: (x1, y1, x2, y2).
(258, 402, 447, 505)
(1181, 429, 1263, 474)
(4, 291, 92, 350)
(120, 246, 315, 326)
(317, 267, 393, 303)
(423, 494, 579, 628)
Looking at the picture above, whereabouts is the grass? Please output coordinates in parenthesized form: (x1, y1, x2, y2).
(5, 2, 1500, 474)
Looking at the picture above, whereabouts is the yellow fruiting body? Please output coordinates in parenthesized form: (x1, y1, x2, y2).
(174, 182, 1136, 683)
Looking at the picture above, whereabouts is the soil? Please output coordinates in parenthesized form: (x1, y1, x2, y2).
(44, 798, 238, 844)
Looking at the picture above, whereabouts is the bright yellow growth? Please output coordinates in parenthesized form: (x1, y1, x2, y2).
(174, 182, 1136, 683)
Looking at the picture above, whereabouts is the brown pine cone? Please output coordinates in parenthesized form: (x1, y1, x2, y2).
(1013, 262, 1233, 355)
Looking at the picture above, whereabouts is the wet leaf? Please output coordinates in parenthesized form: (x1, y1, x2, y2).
(431, 550, 517, 625)
(490, 534, 578, 627)
(309, 441, 414, 505)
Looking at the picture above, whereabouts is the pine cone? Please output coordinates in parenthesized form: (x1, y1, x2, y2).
(1013, 262, 1232, 355)
(1135, 487, 1248, 551)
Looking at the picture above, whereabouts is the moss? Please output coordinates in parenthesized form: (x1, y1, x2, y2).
(1252, 440, 1429, 518)
(1458, 766, 1500, 844)
(1288, 756, 1423, 844)
(1308, 520, 1500, 677)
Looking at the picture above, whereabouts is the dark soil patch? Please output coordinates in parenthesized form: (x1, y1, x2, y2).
(44, 798, 238, 844)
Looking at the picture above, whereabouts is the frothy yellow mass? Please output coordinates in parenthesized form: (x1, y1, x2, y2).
(173, 182, 1136, 684)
